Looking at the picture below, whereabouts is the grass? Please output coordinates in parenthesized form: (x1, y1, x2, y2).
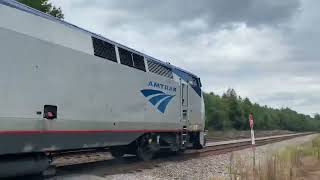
(225, 135, 320, 180)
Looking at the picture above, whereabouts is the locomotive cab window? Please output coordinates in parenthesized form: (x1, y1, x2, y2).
(191, 77, 198, 87)
(197, 78, 202, 87)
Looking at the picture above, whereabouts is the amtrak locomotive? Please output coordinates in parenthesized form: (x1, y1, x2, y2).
(0, 0, 205, 177)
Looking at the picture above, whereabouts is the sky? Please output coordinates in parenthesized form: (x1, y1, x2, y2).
(50, 0, 319, 116)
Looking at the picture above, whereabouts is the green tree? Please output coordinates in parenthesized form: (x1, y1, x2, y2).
(204, 93, 228, 130)
(203, 89, 320, 131)
(17, 0, 64, 19)
(223, 89, 244, 129)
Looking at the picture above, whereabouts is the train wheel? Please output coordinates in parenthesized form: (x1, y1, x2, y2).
(110, 150, 124, 159)
(192, 132, 206, 149)
(136, 137, 155, 161)
(110, 147, 125, 159)
(136, 145, 154, 161)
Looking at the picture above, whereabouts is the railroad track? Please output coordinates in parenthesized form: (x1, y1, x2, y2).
(205, 132, 296, 142)
(188, 132, 312, 156)
(51, 132, 313, 177)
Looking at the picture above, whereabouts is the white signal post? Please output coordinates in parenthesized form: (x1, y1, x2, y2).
(249, 113, 255, 145)
(249, 113, 256, 178)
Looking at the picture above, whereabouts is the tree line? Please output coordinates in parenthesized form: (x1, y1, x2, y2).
(204, 89, 320, 131)
(17, 0, 64, 19)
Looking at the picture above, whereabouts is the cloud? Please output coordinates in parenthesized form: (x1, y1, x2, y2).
(49, 0, 320, 115)
(66, 0, 300, 27)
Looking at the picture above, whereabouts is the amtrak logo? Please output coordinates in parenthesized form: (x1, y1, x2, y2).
(141, 81, 176, 113)
(148, 81, 177, 92)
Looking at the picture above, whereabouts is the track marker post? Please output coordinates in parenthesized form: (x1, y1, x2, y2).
(249, 113, 255, 146)
(249, 113, 256, 178)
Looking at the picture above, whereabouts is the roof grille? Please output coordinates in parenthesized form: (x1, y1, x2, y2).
(147, 60, 173, 79)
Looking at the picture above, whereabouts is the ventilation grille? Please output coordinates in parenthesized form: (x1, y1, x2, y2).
(147, 60, 173, 79)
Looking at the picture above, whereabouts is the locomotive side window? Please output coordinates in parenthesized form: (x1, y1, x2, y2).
(92, 37, 117, 62)
(119, 48, 146, 71)
(132, 53, 146, 71)
(119, 47, 134, 67)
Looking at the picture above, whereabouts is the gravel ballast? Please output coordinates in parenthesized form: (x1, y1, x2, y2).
(56, 134, 318, 180)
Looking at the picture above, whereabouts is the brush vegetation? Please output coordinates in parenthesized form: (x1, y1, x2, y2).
(228, 135, 320, 180)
